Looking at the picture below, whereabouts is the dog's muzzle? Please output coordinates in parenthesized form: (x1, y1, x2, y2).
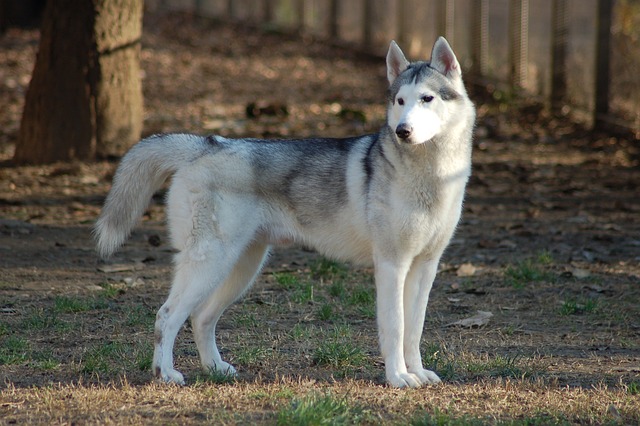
(395, 123, 413, 140)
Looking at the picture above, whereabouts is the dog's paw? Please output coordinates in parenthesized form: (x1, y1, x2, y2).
(204, 360, 237, 376)
(409, 368, 441, 385)
(155, 367, 185, 385)
(386, 371, 423, 388)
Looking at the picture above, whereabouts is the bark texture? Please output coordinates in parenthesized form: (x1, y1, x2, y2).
(14, 0, 143, 164)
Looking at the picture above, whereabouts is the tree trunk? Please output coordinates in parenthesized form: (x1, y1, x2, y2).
(14, 0, 143, 164)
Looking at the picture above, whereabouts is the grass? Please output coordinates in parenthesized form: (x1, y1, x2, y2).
(422, 343, 545, 382)
(504, 252, 556, 288)
(318, 303, 334, 321)
(277, 392, 366, 425)
(411, 409, 488, 426)
(54, 295, 109, 313)
(1, 379, 637, 424)
(21, 307, 64, 331)
(310, 258, 349, 280)
(560, 298, 598, 315)
(274, 271, 300, 290)
(194, 368, 236, 385)
(0, 256, 637, 424)
(313, 325, 368, 375)
(82, 341, 153, 375)
(0, 336, 30, 365)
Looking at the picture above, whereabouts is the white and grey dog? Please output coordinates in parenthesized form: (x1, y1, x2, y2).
(95, 37, 475, 388)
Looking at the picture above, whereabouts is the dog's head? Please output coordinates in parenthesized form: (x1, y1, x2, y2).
(386, 37, 466, 145)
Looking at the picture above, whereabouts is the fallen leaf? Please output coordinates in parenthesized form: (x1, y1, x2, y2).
(456, 263, 476, 277)
(571, 268, 591, 279)
(446, 310, 493, 328)
(97, 263, 143, 273)
(498, 240, 517, 249)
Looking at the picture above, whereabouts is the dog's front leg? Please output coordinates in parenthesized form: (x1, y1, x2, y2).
(403, 257, 441, 385)
(374, 257, 422, 388)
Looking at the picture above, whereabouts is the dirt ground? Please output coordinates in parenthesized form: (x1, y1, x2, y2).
(0, 12, 639, 424)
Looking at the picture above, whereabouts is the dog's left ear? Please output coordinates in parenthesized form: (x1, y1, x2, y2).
(386, 40, 409, 85)
(430, 37, 461, 80)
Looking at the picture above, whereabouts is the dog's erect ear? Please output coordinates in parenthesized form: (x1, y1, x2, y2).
(430, 37, 461, 80)
(386, 40, 409, 85)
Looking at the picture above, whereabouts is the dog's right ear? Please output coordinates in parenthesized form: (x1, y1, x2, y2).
(386, 41, 409, 85)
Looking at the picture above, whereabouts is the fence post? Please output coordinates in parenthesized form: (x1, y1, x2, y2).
(264, 0, 273, 23)
(363, 0, 373, 49)
(329, 0, 339, 39)
(510, 0, 529, 91)
(550, 0, 568, 110)
(396, 0, 406, 48)
(227, 0, 234, 19)
(437, 0, 455, 44)
(594, 0, 613, 128)
(471, 0, 488, 78)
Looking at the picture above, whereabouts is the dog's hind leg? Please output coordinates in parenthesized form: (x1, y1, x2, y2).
(152, 231, 257, 384)
(403, 256, 441, 385)
(191, 242, 270, 376)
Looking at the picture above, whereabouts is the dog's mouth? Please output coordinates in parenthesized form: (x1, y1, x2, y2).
(395, 134, 432, 145)
(394, 125, 436, 145)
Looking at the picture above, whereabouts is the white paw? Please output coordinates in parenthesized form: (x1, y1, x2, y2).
(387, 371, 422, 388)
(204, 360, 237, 376)
(156, 367, 185, 385)
(409, 368, 441, 385)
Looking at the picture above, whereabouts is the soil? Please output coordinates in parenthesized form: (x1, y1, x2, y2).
(0, 12, 639, 394)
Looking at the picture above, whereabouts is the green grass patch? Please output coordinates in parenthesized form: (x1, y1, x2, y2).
(234, 345, 272, 366)
(277, 392, 365, 425)
(328, 281, 346, 299)
(411, 408, 487, 426)
(560, 298, 598, 315)
(290, 323, 315, 341)
(235, 312, 259, 328)
(318, 303, 334, 321)
(0, 336, 30, 365)
(313, 325, 367, 374)
(98, 282, 123, 298)
(347, 285, 374, 307)
(422, 342, 458, 381)
(310, 258, 349, 280)
(54, 295, 108, 313)
(194, 368, 236, 385)
(422, 343, 543, 382)
(505, 253, 556, 289)
(292, 282, 315, 304)
(21, 307, 67, 331)
(465, 353, 540, 379)
(123, 305, 156, 329)
(32, 351, 60, 371)
(274, 272, 300, 290)
(81, 341, 152, 375)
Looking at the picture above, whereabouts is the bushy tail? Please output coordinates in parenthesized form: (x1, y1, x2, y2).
(94, 133, 208, 258)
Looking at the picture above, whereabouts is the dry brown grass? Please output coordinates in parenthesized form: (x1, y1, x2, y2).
(2, 377, 638, 424)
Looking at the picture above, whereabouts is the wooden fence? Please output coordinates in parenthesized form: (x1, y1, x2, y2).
(149, 0, 639, 134)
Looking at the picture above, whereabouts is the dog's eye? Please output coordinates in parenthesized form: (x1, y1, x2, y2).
(421, 95, 434, 103)
(397, 97, 404, 106)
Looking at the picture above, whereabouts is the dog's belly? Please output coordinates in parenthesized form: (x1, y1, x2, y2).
(260, 210, 374, 265)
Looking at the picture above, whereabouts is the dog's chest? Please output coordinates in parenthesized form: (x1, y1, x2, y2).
(390, 177, 466, 254)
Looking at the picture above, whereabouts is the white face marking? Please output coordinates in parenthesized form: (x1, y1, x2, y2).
(389, 82, 444, 145)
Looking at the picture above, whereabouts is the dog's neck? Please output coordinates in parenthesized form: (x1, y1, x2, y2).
(382, 121, 473, 187)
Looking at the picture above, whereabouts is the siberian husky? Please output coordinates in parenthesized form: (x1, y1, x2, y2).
(95, 37, 475, 388)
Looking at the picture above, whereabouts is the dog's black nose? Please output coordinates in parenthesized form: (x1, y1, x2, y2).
(395, 124, 412, 139)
